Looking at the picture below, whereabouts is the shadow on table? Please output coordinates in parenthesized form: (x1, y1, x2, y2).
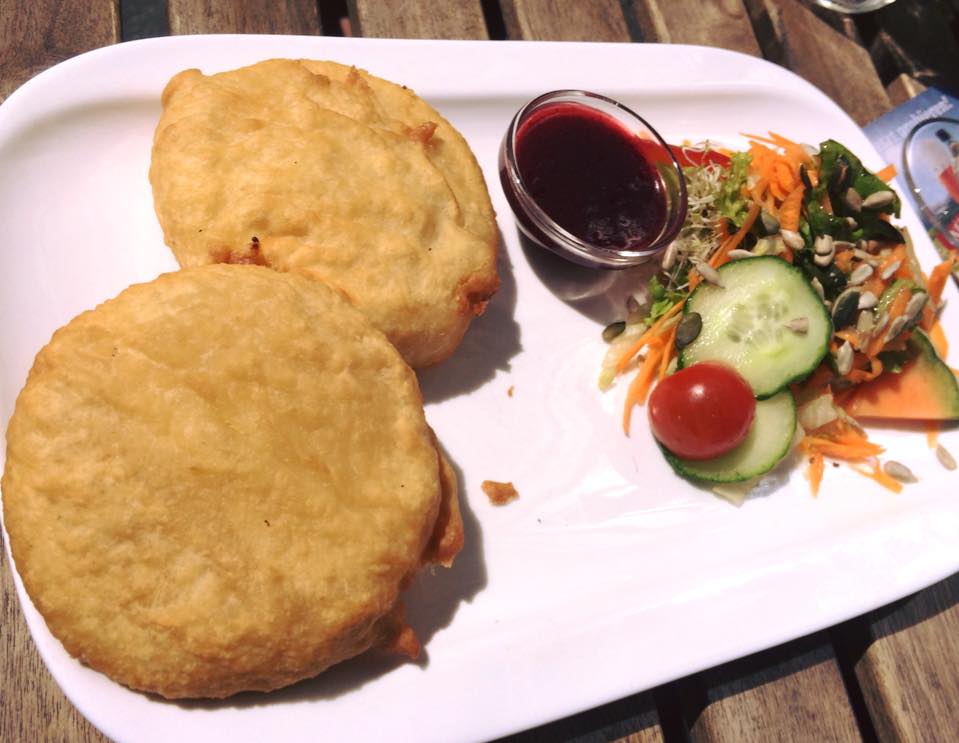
(418, 229, 521, 404)
(169, 450, 486, 709)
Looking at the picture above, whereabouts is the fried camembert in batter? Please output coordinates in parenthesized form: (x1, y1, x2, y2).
(2, 265, 462, 699)
(149, 59, 499, 368)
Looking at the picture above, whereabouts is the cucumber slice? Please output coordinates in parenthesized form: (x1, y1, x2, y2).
(663, 391, 797, 483)
(680, 256, 831, 398)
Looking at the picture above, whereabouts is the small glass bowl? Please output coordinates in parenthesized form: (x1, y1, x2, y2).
(499, 90, 687, 269)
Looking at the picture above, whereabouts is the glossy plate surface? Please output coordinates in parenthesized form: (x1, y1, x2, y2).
(1, 36, 957, 743)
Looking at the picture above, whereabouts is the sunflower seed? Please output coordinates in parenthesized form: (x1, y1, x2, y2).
(780, 229, 805, 250)
(675, 312, 703, 350)
(661, 241, 679, 271)
(727, 249, 754, 260)
(665, 357, 678, 377)
(845, 187, 863, 212)
(937, 444, 957, 471)
(835, 340, 854, 376)
(846, 217, 859, 229)
(848, 264, 874, 286)
(862, 190, 895, 209)
(801, 143, 819, 157)
(834, 240, 856, 251)
(814, 234, 835, 256)
(884, 315, 908, 343)
(785, 317, 809, 334)
(880, 260, 902, 280)
(853, 249, 879, 266)
(814, 251, 834, 267)
(810, 277, 826, 301)
(695, 261, 724, 287)
(856, 310, 874, 333)
(873, 311, 889, 336)
(602, 321, 626, 342)
(883, 460, 918, 483)
(858, 291, 878, 310)
(905, 291, 928, 321)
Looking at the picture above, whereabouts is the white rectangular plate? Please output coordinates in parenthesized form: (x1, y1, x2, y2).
(1, 36, 957, 743)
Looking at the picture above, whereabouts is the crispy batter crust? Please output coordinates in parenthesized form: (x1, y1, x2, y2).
(150, 59, 499, 368)
(2, 265, 459, 698)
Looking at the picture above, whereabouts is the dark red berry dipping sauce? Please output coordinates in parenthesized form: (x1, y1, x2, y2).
(515, 103, 667, 251)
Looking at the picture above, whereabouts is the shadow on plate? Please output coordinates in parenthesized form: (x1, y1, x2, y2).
(168, 448, 486, 709)
(518, 230, 658, 326)
(418, 230, 521, 404)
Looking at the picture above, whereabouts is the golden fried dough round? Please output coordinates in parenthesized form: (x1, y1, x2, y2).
(149, 59, 499, 368)
(2, 264, 456, 699)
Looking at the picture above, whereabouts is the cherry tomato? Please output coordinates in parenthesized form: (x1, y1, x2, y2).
(648, 362, 755, 461)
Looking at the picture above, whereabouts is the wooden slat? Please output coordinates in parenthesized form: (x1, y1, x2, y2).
(167, 0, 321, 35)
(1, 548, 107, 742)
(500, 0, 630, 42)
(499, 692, 663, 743)
(348, 0, 488, 40)
(0, 0, 119, 101)
(684, 634, 861, 743)
(742, 0, 891, 126)
(628, 0, 761, 57)
(852, 574, 959, 743)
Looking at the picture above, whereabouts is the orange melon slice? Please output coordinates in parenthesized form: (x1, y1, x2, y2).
(842, 330, 959, 421)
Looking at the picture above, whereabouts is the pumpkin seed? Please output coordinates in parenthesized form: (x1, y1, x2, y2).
(675, 312, 702, 350)
(603, 321, 626, 342)
(883, 460, 918, 483)
(760, 211, 780, 236)
(832, 289, 860, 329)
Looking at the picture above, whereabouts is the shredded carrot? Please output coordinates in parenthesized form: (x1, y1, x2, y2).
(622, 342, 666, 435)
(927, 254, 957, 306)
(928, 320, 949, 357)
(888, 285, 910, 321)
(658, 324, 678, 381)
(834, 248, 854, 274)
(710, 202, 761, 267)
(614, 304, 682, 374)
(849, 463, 903, 494)
(778, 185, 805, 233)
(800, 436, 884, 460)
(807, 452, 825, 497)
(927, 421, 941, 449)
(874, 163, 897, 182)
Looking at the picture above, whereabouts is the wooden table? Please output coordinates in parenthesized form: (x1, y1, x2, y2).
(2, 1, 958, 741)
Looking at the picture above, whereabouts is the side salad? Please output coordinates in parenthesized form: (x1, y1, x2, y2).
(601, 133, 959, 503)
